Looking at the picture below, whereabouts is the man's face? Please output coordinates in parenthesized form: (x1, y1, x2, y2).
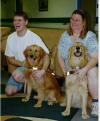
(13, 16, 28, 32)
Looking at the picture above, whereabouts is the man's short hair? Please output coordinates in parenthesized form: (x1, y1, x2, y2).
(14, 11, 28, 21)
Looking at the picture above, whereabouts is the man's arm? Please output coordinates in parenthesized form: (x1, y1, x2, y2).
(42, 54, 50, 72)
(6, 56, 25, 67)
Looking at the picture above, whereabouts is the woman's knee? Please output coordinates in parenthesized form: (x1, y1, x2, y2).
(87, 67, 98, 77)
(5, 85, 18, 96)
(87, 67, 98, 86)
(87, 67, 98, 98)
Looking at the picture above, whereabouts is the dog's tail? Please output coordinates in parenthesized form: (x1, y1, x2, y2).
(59, 92, 66, 106)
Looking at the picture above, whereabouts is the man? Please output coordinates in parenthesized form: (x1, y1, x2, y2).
(5, 11, 49, 96)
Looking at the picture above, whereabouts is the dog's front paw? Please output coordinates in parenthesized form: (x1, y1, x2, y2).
(62, 109, 70, 116)
(22, 98, 29, 102)
(47, 101, 55, 106)
(82, 113, 89, 119)
(33, 95, 38, 99)
(60, 102, 66, 107)
(34, 103, 42, 107)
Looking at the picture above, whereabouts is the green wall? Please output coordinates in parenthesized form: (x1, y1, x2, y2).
(1, 0, 77, 28)
(1, 0, 16, 19)
(23, 0, 77, 18)
(23, 0, 77, 28)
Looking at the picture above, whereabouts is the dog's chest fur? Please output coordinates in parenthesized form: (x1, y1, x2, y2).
(65, 74, 88, 108)
(24, 69, 39, 90)
(30, 76, 38, 90)
(68, 56, 87, 68)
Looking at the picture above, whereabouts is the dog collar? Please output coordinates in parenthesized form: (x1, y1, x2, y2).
(27, 67, 38, 70)
(51, 72, 55, 75)
(67, 66, 82, 76)
(67, 71, 76, 75)
(32, 67, 38, 70)
(75, 66, 81, 70)
(71, 66, 81, 69)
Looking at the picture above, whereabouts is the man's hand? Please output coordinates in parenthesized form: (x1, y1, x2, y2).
(32, 69, 45, 80)
(22, 60, 26, 66)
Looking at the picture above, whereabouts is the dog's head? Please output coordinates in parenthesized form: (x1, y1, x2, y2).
(24, 45, 46, 67)
(68, 42, 88, 68)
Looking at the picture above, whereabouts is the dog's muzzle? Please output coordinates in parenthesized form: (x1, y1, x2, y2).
(74, 46, 82, 57)
(29, 54, 34, 58)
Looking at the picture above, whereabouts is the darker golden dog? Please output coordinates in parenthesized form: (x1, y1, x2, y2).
(62, 42, 92, 119)
(22, 45, 65, 107)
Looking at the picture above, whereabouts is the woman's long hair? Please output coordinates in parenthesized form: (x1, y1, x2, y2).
(67, 10, 88, 39)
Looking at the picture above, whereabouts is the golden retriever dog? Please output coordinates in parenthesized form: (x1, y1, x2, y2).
(62, 42, 92, 119)
(22, 45, 65, 107)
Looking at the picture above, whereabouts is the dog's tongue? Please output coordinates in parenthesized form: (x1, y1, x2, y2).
(29, 58, 34, 63)
(76, 53, 81, 56)
(74, 52, 81, 57)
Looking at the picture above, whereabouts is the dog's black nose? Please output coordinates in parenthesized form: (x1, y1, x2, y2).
(30, 55, 34, 58)
(76, 46, 80, 50)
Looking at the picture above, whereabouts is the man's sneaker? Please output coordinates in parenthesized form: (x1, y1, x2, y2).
(91, 102, 98, 117)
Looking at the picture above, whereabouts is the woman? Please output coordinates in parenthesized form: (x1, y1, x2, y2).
(57, 10, 98, 116)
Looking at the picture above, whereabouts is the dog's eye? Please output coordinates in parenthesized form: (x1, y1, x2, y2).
(28, 49, 32, 52)
(35, 49, 37, 52)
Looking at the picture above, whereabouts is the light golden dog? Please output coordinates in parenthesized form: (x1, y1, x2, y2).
(62, 42, 92, 119)
(22, 45, 65, 107)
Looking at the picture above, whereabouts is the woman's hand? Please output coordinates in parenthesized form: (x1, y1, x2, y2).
(75, 67, 88, 82)
(32, 69, 45, 80)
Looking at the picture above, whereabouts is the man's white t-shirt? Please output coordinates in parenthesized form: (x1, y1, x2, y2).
(5, 29, 49, 61)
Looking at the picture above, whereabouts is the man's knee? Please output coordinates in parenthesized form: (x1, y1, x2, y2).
(12, 70, 24, 82)
(5, 85, 18, 96)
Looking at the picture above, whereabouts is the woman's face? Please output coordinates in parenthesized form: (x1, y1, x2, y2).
(70, 14, 84, 32)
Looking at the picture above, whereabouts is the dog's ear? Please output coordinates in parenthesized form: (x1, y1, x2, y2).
(68, 47, 72, 60)
(23, 47, 28, 58)
(83, 46, 87, 58)
(83, 46, 88, 65)
(68, 47, 72, 66)
(40, 47, 46, 57)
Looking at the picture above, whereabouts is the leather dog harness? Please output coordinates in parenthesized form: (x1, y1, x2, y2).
(67, 66, 82, 76)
